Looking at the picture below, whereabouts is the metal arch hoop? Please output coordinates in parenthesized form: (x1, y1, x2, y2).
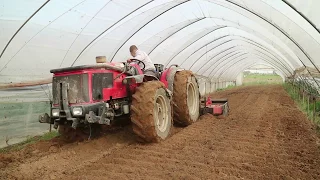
(161, 25, 296, 71)
(227, 62, 270, 80)
(70, 0, 156, 66)
(109, 0, 190, 62)
(164, 24, 294, 69)
(208, 49, 292, 77)
(147, 17, 206, 55)
(216, 56, 287, 79)
(201, 50, 248, 73)
(226, 59, 286, 80)
(203, 51, 290, 79)
(163, 26, 228, 66)
(186, 40, 292, 76)
(213, 55, 290, 79)
(180, 35, 230, 67)
(193, 38, 293, 75)
(219, 0, 319, 72)
(68, 0, 317, 75)
(0, 0, 50, 59)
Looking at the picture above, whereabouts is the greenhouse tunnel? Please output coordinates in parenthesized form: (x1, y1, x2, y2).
(0, 0, 320, 147)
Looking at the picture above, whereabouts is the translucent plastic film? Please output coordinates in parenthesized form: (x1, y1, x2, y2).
(0, 0, 319, 82)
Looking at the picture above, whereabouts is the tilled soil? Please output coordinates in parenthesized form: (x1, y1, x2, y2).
(1, 85, 320, 179)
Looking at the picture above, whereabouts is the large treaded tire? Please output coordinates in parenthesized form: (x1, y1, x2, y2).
(173, 70, 200, 126)
(131, 81, 172, 143)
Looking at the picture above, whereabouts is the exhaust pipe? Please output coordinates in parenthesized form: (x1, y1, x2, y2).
(96, 56, 106, 63)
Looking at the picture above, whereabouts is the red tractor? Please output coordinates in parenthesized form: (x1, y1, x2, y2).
(39, 56, 200, 142)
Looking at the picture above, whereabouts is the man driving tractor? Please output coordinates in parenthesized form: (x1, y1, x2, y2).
(127, 45, 157, 76)
(39, 44, 203, 143)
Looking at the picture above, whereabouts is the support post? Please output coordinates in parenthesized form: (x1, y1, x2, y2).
(307, 94, 310, 117)
(302, 91, 305, 105)
(313, 97, 316, 122)
(49, 101, 52, 132)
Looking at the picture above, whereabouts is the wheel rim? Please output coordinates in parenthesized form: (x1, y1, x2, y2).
(154, 95, 169, 133)
(187, 82, 199, 117)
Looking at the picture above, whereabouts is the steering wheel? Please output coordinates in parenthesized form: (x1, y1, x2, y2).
(130, 59, 146, 70)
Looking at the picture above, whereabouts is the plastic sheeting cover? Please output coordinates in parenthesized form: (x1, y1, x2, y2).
(2, 0, 320, 148)
(0, 0, 320, 84)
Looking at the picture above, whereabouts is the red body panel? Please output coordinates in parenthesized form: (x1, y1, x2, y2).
(206, 97, 212, 106)
(212, 105, 223, 115)
(131, 63, 144, 75)
(53, 62, 169, 105)
(160, 68, 169, 88)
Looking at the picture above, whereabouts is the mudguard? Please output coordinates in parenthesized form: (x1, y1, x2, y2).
(166, 65, 200, 93)
(165, 65, 184, 92)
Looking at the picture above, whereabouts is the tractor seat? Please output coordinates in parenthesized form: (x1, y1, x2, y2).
(144, 69, 160, 79)
(127, 65, 161, 79)
(153, 64, 164, 79)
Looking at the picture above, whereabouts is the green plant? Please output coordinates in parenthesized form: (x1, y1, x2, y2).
(283, 83, 320, 127)
(243, 74, 283, 86)
(226, 84, 235, 89)
(0, 131, 58, 153)
(215, 84, 236, 91)
(40, 131, 59, 141)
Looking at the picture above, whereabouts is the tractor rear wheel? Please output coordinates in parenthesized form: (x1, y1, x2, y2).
(131, 81, 172, 143)
(173, 70, 200, 126)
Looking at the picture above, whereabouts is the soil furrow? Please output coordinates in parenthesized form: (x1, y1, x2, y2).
(1, 85, 320, 179)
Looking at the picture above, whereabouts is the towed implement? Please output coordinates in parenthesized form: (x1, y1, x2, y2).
(39, 56, 200, 142)
(200, 97, 229, 116)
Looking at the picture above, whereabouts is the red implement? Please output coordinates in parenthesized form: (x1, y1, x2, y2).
(201, 97, 229, 116)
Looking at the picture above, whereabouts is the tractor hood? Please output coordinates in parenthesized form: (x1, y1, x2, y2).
(50, 63, 125, 74)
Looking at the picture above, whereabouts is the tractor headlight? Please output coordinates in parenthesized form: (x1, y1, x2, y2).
(52, 109, 60, 117)
(72, 107, 83, 116)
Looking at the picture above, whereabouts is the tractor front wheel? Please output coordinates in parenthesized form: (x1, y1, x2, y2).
(131, 81, 172, 143)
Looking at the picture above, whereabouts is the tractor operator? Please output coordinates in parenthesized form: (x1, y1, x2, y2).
(127, 45, 157, 76)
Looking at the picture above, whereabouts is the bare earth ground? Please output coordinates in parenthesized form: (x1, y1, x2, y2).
(1, 85, 320, 179)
